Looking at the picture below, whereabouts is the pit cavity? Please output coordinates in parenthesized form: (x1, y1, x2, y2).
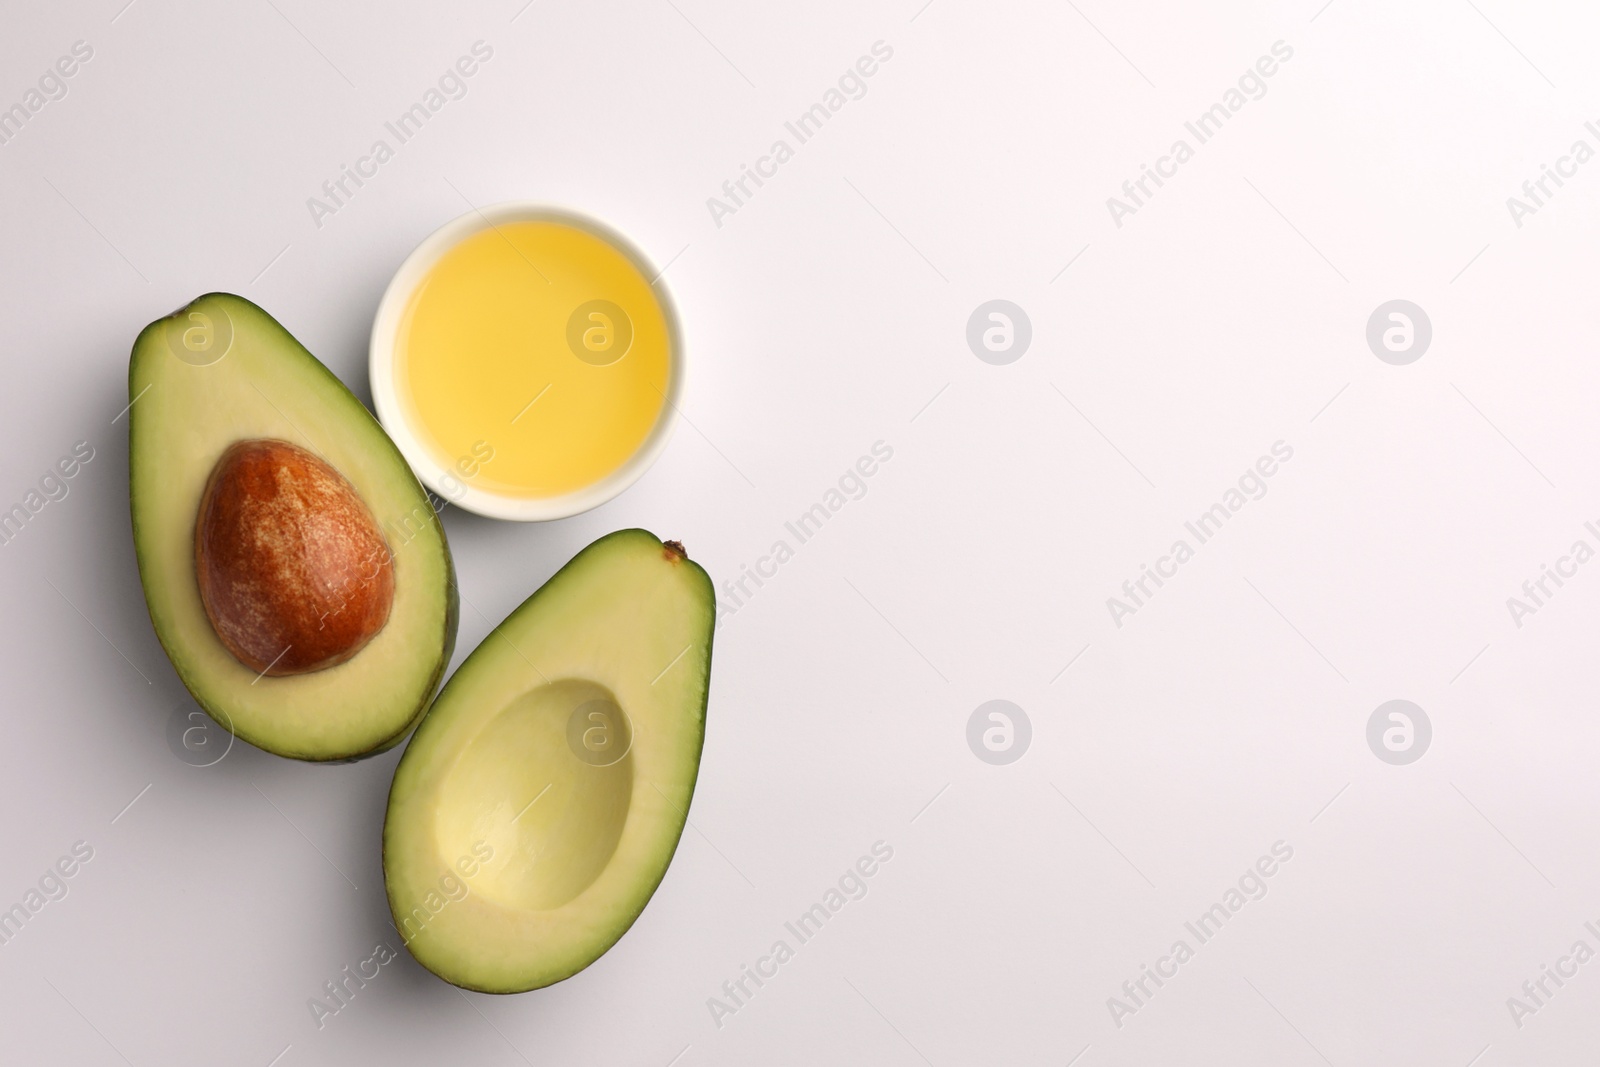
(433, 678, 633, 911)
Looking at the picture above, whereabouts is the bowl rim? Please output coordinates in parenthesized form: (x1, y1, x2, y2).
(368, 201, 684, 522)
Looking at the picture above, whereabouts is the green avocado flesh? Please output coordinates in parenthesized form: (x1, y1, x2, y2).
(129, 293, 458, 761)
(384, 529, 713, 993)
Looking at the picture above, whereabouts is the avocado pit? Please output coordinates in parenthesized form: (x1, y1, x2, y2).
(195, 438, 394, 676)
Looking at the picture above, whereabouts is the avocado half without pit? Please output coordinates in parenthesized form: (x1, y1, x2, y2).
(384, 529, 714, 993)
(129, 293, 458, 761)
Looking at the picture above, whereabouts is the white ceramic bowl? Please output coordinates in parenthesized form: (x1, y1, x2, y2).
(369, 202, 683, 521)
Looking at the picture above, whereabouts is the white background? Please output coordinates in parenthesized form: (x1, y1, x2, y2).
(3, 0, 1600, 1063)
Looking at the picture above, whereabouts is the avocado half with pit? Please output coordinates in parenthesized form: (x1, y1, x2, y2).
(384, 529, 713, 992)
(129, 293, 457, 761)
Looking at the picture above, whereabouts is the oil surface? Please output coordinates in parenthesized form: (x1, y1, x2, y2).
(397, 220, 671, 499)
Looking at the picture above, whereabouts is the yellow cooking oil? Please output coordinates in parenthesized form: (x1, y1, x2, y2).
(395, 219, 671, 499)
